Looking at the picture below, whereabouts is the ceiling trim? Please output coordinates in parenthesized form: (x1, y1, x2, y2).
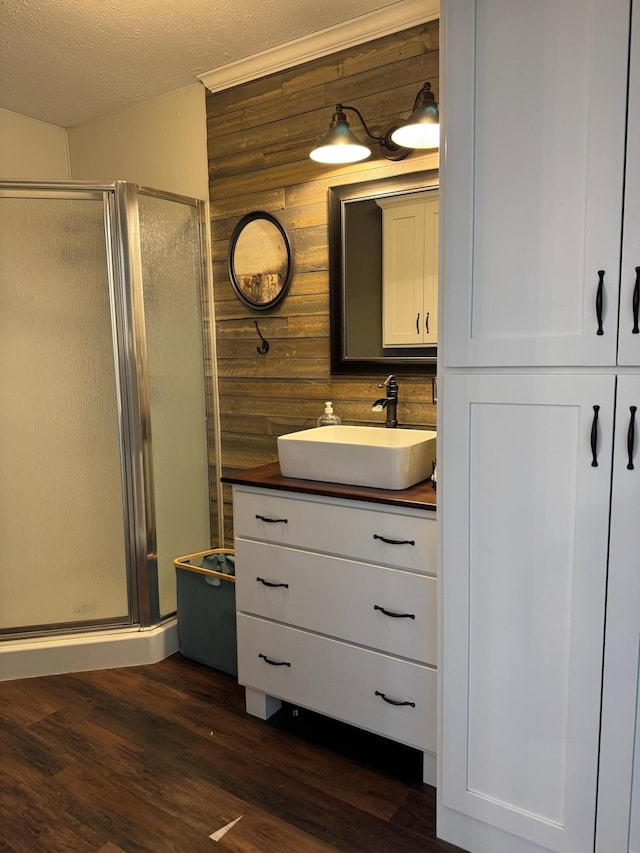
(197, 0, 439, 93)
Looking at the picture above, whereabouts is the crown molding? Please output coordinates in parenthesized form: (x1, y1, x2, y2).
(198, 0, 439, 93)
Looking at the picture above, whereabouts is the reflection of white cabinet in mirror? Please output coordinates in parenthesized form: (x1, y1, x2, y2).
(377, 191, 439, 348)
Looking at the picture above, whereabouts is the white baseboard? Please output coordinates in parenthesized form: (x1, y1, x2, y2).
(0, 619, 179, 681)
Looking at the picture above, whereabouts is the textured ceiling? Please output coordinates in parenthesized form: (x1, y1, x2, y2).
(1, 0, 402, 128)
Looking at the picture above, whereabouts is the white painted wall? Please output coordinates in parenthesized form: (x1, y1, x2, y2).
(67, 84, 209, 200)
(0, 108, 70, 179)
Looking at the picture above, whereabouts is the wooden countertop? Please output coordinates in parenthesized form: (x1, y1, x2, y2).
(221, 462, 437, 511)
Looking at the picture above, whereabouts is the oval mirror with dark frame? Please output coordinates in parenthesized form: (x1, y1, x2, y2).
(329, 170, 439, 374)
(228, 210, 293, 311)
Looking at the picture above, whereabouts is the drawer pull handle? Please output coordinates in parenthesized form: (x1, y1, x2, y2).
(591, 405, 600, 467)
(256, 577, 289, 589)
(374, 605, 415, 619)
(373, 534, 415, 546)
(255, 514, 288, 524)
(628, 406, 637, 470)
(633, 267, 640, 334)
(375, 691, 415, 708)
(596, 269, 605, 335)
(259, 653, 291, 667)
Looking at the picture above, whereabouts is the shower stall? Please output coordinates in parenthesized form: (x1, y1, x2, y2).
(0, 181, 219, 671)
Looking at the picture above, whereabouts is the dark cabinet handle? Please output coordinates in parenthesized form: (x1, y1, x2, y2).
(373, 534, 415, 546)
(255, 514, 288, 524)
(256, 577, 289, 588)
(425, 312, 430, 334)
(374, 605, 415, 619)
(596, 270, 605, 335)
(416, 312, 420, 333)
(591, 405, 600, 467)
(633, 267, 640, 334)
(259, 653, 291, 667)
(628, 406, 637, 470)
(375, 691, 415, 708)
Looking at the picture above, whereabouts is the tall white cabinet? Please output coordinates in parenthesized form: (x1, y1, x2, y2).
(442, 0, 636, 369)
(439, 2, 640, 852)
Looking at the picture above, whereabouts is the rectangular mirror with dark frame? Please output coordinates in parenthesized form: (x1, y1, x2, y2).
(329, 170, 439, 375)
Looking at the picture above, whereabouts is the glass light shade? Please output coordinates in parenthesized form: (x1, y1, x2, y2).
(310, 142, 371, 164)
(391, 120, 440, 150)
(391, 82, 440, 150)
(310, 110, 372, 163)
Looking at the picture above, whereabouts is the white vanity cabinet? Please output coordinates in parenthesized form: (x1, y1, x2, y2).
(229, 479, 438, 785)
(439, 2, 640, 852)
(378, 191, 439, 349)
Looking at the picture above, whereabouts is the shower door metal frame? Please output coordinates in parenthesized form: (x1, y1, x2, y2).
(115, 181, 218, 626)
(0, 180, 219, 637)
(0, 181, 139, 635)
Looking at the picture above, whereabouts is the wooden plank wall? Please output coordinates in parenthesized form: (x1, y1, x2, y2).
(205, 21, 440, 544)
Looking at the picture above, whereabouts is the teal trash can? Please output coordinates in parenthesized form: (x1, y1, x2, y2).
(174, 548, 237, 677)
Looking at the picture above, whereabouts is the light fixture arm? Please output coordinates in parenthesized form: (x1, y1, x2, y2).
(335, 104, 384, 143)
(334, 104, 409, 161)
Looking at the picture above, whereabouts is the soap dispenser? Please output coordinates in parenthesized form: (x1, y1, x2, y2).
(317, 401, 341, 427)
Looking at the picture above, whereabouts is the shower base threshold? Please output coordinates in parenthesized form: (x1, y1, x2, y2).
(0, 619, 179, 682)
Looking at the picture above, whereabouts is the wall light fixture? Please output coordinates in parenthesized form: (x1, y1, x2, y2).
(309, 82, 439, 165)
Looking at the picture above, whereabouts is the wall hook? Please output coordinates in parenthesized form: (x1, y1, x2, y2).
(254, 320, 270, 354)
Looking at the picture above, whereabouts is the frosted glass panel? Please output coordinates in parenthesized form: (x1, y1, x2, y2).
(138, 194, 210, 617)
(0, 197, 129, 629)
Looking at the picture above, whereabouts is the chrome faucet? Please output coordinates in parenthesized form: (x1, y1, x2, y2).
(372, 375, 399, 428)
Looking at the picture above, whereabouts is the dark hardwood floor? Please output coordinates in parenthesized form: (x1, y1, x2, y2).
(0, 653, 466, 852)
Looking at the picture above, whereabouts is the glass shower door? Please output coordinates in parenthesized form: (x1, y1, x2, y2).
(0, 194, 130, 632)
(136, 191, 211, 618)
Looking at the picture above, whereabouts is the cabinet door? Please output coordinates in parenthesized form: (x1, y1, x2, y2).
(439, 373, 614, 853)
(382, 199, 427, 347)
(441, 0, 629, 367)
(618, 2, 640, 366)
(596, 375, 640, 852)
(380, 192, 439, 348)
(422, 193, 438, 346)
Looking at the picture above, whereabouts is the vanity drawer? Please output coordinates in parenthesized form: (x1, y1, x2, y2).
(233, 487, 435, 574)
(235, 538, 437, 665)
(236, 614, 436, 752)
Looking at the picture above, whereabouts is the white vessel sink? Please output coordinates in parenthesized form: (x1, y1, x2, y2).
(277, 425, 436, 491)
